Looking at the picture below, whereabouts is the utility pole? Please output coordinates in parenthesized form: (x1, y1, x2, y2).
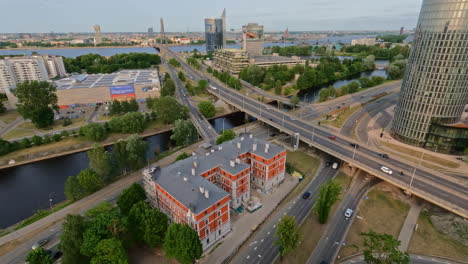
(410, 149, 425, 188)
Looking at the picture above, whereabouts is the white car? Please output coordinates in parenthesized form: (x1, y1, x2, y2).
(380, 166, 393, 175)
(345, 208, 353, 218)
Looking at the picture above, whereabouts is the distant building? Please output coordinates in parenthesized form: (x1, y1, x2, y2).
(213, 49, 249, 74)
(143, 133, 286, 250)
(205, 9, 226, 55)
(93, 24, 102, 46)
(148, 27, 154, 38)
(0, 60, 16, 94)
(42, 55, 66, 78)
(284, 27, 289, 40)
(351, 38, 376, 46)
(400, 26, 405, 35)
(242, 23, 264, 57)
(170, 38, 191, 44)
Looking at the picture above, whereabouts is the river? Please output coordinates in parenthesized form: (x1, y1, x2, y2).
(0, 112, 248, 229)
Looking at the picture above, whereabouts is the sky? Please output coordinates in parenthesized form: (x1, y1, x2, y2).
(0, 0, 423, 33)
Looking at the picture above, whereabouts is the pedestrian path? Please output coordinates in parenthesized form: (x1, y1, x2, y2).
(397, 199, 423, 251)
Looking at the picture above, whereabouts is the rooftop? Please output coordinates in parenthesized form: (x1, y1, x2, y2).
(149, 133, 285, 214)
(54, 69, 160, 90)
(252, 55, 303, 63)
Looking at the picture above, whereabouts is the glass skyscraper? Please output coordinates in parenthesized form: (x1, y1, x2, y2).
(391, 0, 468, 147)
(204, 9, 226, 55)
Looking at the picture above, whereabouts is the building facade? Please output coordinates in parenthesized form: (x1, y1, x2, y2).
(351, 38, 376, 46)
(213, 49, 249, 74)
(242, 23, 264, 57)
(391, 0, 468, 148)
(425, 123, 468, 155)
(143, 134, 286, 250)
(93, 24, 102, 46)
(205, 18, 224, 55)
(0, 60, 16, 94)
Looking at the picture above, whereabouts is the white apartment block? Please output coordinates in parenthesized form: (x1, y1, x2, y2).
(0, 60, 16, 94)
(351, 38, 376, 46)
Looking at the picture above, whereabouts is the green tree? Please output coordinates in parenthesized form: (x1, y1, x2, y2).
(85, 201, 114, 219)
(87, 144, 113, 181)
(198, 101, 216, 118)
(151, 96, 189, 124)
(31, 135, 43, 146)
(275, 215, 301, 256)
(109, 100, 122, 116)
(171, 119, 198, 146)
(296, 69, 317, 90)
(239, 65, 266, 86)
(20, 138, 32, 148)
(178, 71, 186, 81)
(290, 95, 300, 109)
(175, 152, 190, 161)
(0, 102, 6, 114)
(112, 140, 129, 175)
(26, 248, 53, 264)
(169, 58, 181, 68)
(164, 223, 202, 264)
(359, 77, 374, 88)
(0, 138, 11, 155)
(348, 81, 360, 93)
(328, 85, 337, 98)
(77, 169, 103, 194)
(108, 112, 147, 133)
(80, 123, 107, 142)
(318, 88, 330, 102)
(90, 238, 128, 264)
(125, 134, 148, 170)
(13, 80, 58, 128)
(360, 230, 410, 264)
(161, 78, 176, 97)
(216, 129, 236, 145)
(64, 175, 84, 201)
(143, 207, 169, 247)
(198, 79, 208, 90)
(117, 183, 146, 216)
(313, 179, 342, 224)
(59, 214, 88, 264)
(274, 80, 282, 95)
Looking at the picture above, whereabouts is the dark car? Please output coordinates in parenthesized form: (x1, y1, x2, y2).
(302, 191, 311, 199)
(320, 261, 328, 264)
(378, 153, 389, 158)
(325, 160, 333, 167)
(350, 143, 359, 148)
(52, 251, 63, 260)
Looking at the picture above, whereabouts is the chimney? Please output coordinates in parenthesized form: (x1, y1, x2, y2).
(236, 158, 241, 164)
(230, 160, 235, 167)
(253, 143, 257, 151)
(192, 168, 195, 176)
(205, 190, 209, 198)
(199, 186, 205, 194)
(237, 142, 241, 149)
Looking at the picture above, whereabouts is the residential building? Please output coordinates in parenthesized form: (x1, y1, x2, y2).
(242, 23, 264, 57)
(42, 55, 67, 78)
(8, 56, 48, 83)
(0, 60, 16, 94)
(143, 133, 286, 250)
(350, 38, 376, 46)
(205, 9, 226, 55)
(391, 0, 468, 152)
(213, 49, 249, 74)
(148, 27, 154, 38)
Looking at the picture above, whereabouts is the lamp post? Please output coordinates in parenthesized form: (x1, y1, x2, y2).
(410, 149, 426, 188)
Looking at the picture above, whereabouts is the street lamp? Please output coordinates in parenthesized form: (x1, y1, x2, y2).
(410, 149, 426, 188)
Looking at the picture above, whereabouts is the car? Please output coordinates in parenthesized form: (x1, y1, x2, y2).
(378, 153, 389, 158)
(380, 166, 393, 174)
(265, 106, 271, 110)
(350, 143, 359, 148)
(332, 162, 339, 169)
(328, 136, 336, 140)
(325, 160, 332, 167)
(32, 239, 48, 250)
(320, 261, 328, 264)
(337, 106, 341, 109)
(302, 191, 311, 199)
(290, 117, 296, 121)
(345, 208, 354, 218)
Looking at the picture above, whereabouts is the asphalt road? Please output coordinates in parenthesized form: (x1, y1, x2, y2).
(164, 49, 467, 217)
(230, 160, 340, 264)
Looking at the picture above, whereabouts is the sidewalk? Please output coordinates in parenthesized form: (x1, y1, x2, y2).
(397, 199, 423, 251)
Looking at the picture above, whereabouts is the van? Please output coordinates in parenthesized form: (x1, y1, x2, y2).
(332, 162, 338, 169)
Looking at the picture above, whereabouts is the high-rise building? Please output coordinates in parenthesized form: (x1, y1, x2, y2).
(93, 24, 102, 46)
(242, 23, 264, 58)
(391, 0, 468, 153)
(148, 27, 154, 38)
(400, 26, 405, 35)
(205, 9, 226, 55)
(160, 18, 166, 43)
(284, 27, 290, 40)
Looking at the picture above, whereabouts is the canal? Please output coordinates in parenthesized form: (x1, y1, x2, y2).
(0, 112, 248, 229)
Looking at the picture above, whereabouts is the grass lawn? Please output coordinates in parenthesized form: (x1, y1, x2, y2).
(381, 141, 459, 169)
(338, 185, 410, 258)
(98, 115, 112, 121)
(0, 110, 20, 124)
(321, 105, 362, 128)
(18, 117, 86, 132)
(283, 151, 320, 203)
(2, 129, 35, 140)
(408, 211, 468, 260)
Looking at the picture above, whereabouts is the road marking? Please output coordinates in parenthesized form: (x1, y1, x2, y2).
(258, 255, 262, 258)
(249, 241, 257, 246)
(254, 247, 257, 251)
(246, 256, 250, 259)
(261, 239, 264, 243)
(267, 232, 270, 235)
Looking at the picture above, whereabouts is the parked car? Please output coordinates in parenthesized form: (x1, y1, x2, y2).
(350, 143, 359, 148)
(328, 136, 336, 140)
(332, 162, 339, 169)
(380, 166, 393, 175)
(32, 239, 48, 250)
(290, 117, 296, 121)
(345, 208, 354, 218)
(52, 250, 63, 260)
(378, 153, 389, 159)
(302, 191, 311, 199)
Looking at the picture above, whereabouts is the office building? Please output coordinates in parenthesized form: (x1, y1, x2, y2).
(213, 49, 249, 74)
(242, 23, 264, 57)
(205, 10, 226, 55)
(400, 26, 405, 35)
(93, 24, 102, 46)
(148, 27, 154, 38)
(391, 0, 468, 154)
(351, 38, 376, 46)
(143, 133, 286, 250)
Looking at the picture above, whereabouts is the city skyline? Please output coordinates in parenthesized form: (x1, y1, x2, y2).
(1, 0, 423, 33)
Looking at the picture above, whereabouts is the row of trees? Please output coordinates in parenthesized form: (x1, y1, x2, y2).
(342, 44, 410, 60)
(186, 57, 201, 70)
(239, 64, 300, 87)
(108, 99, 139, 116)
(208, 67, 242, 90)
(266, 45, 312, 56)
(198, 101, 216, 118)
(63, 53, 161, 74)
(377, 34, 408, 43)
(318, 76, 386, 102)
(168, 58, 181, 68)
(0, 130, 72, 156)
(161, 73, 176, 97)
(185, 79, 208, 96)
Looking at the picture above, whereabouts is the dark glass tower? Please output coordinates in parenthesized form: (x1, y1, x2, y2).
(391, 0, 468, 146)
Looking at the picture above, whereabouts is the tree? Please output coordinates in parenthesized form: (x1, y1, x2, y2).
(318, 88, 330, 102)
(20, 138, 32, 148)
(13, 80, 58, 128)
(359, 77, 374, 88)
(169, 58, 181, 68)
(117, 183, 146, 215)
(161, 78, 176, 97)
(129, 201, 169, 247)
(198, 79, 208, 90)
(91, 238, 128, 264)
(178, 71, 186, 81)
(151, 96, 188, 124)
(198, 101, 216, 118)
(0, 102, 6, 114)
(216, 129, 236, 145)
(296, 69, 317, 90)
(113, 140, 129, 175)
(164, 223, 202, 264)
(360, 230, 410, 264)
(239, 65, 266, 86)
(313, 179, 342, 224)
(275, 215, 301, 256)
(87, 144, 113, 182)
(125, 134, 148, 171)
(77, 169, 103, 194)
(175, 152, 190, 161)
(171, 119, 198, 147)
(85, 201, 114, 219)
(0, 138, 10, 155)
(80, 123, 107, 142)
(274, 80, 282, 95)
(31, 135, 43, 146)
(65, 175, 85, 201)
(348, 81, 360, 93)
(108, 112, 147, 133)
(290, 95, 300, 109)
(26, 248, 53, 264)
(59, 214, 88, 264)
(108, 100, 122, 116)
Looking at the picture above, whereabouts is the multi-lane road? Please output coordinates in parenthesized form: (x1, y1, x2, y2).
(163, 48, 467, 219)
